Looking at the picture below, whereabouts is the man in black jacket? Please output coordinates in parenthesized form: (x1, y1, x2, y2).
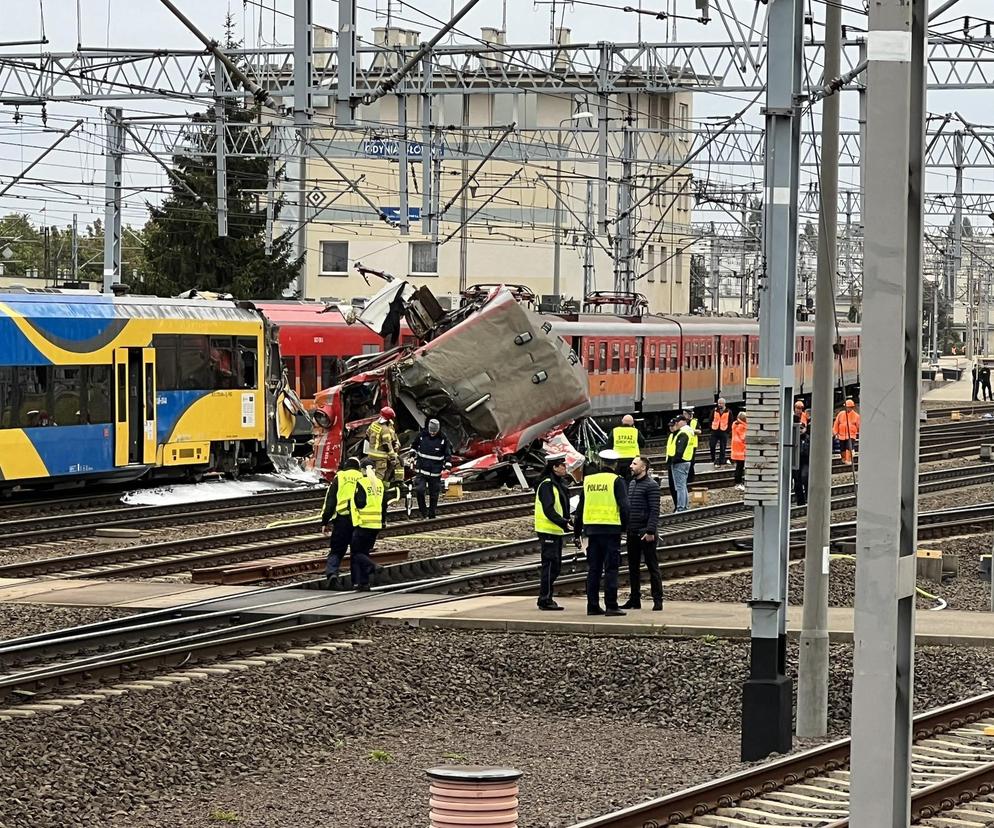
(793, 421, 811, 506)
(411, 418, 452, 518)
(621, 456, 663, 611)
(533, 453, 573, 610)
(574, 449, 630, 616)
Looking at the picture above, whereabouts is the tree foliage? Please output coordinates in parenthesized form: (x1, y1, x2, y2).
(136, 15, 300, 299)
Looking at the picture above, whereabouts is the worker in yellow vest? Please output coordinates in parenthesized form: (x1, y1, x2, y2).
(573, 449, 630, 616)
(681, 404, 700, 484)
(611, 414, 645, 481)
(533, 453, 573, 611)
(347, 458, 388, 591)
(320, 457, 364, 584)
(668, 413, 696, 512)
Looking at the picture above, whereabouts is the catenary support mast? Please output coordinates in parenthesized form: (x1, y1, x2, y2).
(848, 0, 926, 823)
(740, 0, 803, 761)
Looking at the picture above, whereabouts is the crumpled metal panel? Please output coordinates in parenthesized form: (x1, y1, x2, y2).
(391, 288, 591, 454)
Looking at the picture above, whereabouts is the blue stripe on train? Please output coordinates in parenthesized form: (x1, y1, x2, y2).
(0, 318, 50, 365)
(156, 389, 212, 443)
(27, 424, 115, 476)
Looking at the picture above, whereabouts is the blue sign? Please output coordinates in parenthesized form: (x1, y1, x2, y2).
(381, 207, 422, 223)
(361, 139, 444, 161)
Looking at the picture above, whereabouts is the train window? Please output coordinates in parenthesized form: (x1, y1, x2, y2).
(649, 344, 657, 372)
(16, 366, 52, 427)
(0, 366, 13, 427)
(598, 342, 607, 373)
(152, 335, 179, 390)
(624, 343, 631, 372)
(670, 344, 678, 372)
(177, 335, 212, 391)
(300, 356, 318, 400)
(237, 338, 259, 389)
(611, 342, 621, 373)
(586, 344, 595, 373)
(52, 366, 81, 425)
(84, 366, 112, 424)
(282, 356, 297, 391)
(321, 356, 341, 389)
(209, 337, 237, 390)
(116, 364, 127, 423)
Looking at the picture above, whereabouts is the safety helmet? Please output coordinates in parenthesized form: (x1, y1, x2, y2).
(380, 406, 396, 420)
(845, 399, 855, 408)
(427, 418, 440, 434)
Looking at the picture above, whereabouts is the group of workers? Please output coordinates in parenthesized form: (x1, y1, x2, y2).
(320, 406, 454, 588)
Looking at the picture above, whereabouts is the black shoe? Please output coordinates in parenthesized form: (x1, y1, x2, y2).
(539, 602, 565, 611)
(587, 607, 605, 616)
(604, 608, 626, 617)
(428, 512, 437, 519)
(652, 601, 663, 611)
(355, 584, 371, 592)
(620, 597, 641, 610)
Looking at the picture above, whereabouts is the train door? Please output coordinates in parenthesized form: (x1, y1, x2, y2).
(114, 347, 157, 466)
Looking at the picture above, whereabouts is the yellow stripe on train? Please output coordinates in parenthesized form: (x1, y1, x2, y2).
(0, 430, 49, 480)
(163, 389, 267, 445)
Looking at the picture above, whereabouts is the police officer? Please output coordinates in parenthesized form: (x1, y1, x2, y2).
(319, 457, 363, 585)
(682, 404, 699, 484)
(534, 453, 573, 611)
(611, 414, 645, 481)
(574, 449, 629, 617)
(347, 458, 389, 591)
(411, 418, 452, 519)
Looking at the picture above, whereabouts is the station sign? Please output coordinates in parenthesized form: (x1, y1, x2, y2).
(360, 139, 444, 161)
(381, 207, 422, 223)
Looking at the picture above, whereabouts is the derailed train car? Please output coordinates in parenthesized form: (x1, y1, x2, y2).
(0, 289, 302, 494)
(311, 284, 591, 475)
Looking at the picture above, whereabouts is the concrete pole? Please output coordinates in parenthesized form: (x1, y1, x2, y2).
(420, 53, 433, 236)
(740, 0, 802, 762)
(398, 94, 409, 236)
(953, 132, 966, 357)
(932, 275, 939, 361)
(848, 0, 925, 822)
(614, 117, 635, 295)
(583, 178, 595, 298)
(796, 0, 839, 740)
(740, 205, 749, 315)
(102, 108, 124, 293)
(71, 213, 79, 283)
(214, 55, 229, 238)
(458, 96, 470, 293)
(293, 0, 312, 296)
(554, 124, 563, 299)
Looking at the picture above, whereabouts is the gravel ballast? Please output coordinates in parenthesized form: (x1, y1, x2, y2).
(0, 603, 133, 640)
(3, 625, 994, 827)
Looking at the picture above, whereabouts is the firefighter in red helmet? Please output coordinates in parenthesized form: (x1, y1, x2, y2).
(363, 405, 401, 492)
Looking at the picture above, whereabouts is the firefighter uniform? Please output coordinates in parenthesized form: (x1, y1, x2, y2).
(320, 463, 364, 580)
(365, 419, 400, 481)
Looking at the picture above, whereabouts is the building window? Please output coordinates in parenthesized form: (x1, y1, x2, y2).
(675, 251, 683, 284)
(661, 247, 668, 282)
(320, 241, 349, 275)
(678, 102, 690, 136)
(410, 241, 438, 274)
(647, 245, 655, 283)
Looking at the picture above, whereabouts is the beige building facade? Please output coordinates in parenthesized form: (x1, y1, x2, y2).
(292, 28, 695, 314)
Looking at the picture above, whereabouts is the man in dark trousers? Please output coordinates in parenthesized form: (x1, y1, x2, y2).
(982, 365, 993, 401)
(320, 457, 363, 585)
(621, 455, 663, 611)
(793, 421, 811, 506)
(664, 417, 680, 512)
(574, 449, 630, 617)
(533, 453, 573, 611)
(347, 458, 389, 591)
(709, 398, 732, 466)
(411, 418, 452, 518)
(973, 363, 981, 402)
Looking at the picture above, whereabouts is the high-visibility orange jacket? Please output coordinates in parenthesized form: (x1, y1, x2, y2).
(795, 410, 809, 426)
(731, 420, 747, 462)
(712, 408, 731, 432)
(833, 409, 861, 440)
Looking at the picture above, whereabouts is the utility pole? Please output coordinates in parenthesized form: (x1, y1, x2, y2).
(459, 96, 470, 293)
(71, 213, 79, 283)
(709, 231, 719, 312)
(848, 0, 926, 823)
(740, 203, 749, 315)
(614, 115, 635, 295)
(796, 0, 840, 739)
(583, 178, 595, 298)
(294, 0, 313, 297)
(953, 131, 966, 357)
(398, 93, 409, 236)
(844, 190, 854, 303)
(214, 55, 228, 238)
(102, 107, 124, 293)
(740, 0, 802, 762)
(420, 52, 433, 237)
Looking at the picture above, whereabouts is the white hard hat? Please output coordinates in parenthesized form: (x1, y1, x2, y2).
(598, 449, 621, 461)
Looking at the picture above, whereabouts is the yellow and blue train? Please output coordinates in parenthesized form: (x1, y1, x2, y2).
(0, 289, 295, 494)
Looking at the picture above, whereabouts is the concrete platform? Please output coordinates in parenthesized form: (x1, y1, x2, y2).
(375, 595, 994, 647)
(923, 356, 975, 402)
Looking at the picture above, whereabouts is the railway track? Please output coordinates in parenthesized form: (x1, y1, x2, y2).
(571, 691, 994, 827)
(7, 462, 991, 584)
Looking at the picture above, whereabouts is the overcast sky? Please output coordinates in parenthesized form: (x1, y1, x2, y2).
(1, 0, 992, 237)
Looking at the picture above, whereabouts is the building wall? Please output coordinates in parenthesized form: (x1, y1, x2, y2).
(291, 77, 695, 313)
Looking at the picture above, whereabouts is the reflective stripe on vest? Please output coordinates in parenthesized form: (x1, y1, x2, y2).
(712, 409, 730, 431)
(612, 426, 640, 458)
(334, 468, 364, 517)
(534, 479, 565, 535)
(678, 425, 696, 461)
(351, 476, 385, 530)
(582, 472, 621, 526)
